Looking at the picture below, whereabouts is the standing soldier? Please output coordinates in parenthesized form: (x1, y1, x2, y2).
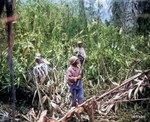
(66, 56, 84, 107)
(73, 41, 86, 66)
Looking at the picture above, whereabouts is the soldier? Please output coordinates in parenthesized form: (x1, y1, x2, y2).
(35, 52, 50, 65)
(73, 41, 86, 66)
(66, 56, 84, 107)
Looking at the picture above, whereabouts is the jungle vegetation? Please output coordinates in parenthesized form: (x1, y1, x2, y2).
(0, 0, 150, 121)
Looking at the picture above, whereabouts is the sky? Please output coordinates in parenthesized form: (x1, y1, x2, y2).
(98, 0, 110, 23)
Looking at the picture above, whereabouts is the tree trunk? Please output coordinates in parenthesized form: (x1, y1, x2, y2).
(78, 0, 88, 32)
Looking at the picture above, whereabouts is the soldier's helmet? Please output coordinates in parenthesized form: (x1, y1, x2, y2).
(35, 52, 41, 59)
(69, 56, 78, 65)
(77, 41, 83, 45)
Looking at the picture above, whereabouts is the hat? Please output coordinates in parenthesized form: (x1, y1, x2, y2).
(35, 53, 41, 59)
(69, 56, 78, 65)
(35, 52, 41, 57)
(77, 41, 83, 45)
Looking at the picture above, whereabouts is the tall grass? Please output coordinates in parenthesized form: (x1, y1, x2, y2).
(0, 0, 150, 91)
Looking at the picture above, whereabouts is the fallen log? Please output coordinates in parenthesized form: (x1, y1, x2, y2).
(37, 69, 150, 122)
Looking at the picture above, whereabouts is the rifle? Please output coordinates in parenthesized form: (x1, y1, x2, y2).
(77, 59, 85, 86)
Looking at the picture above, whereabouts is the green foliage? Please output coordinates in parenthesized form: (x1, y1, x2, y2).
(0, 52, 10, 90)
(0, 1, 150, 120)
(137, 18, 150, 35)
(109, 1, 122, 28)
(118, 102, 150, 122)
(1, 0, 150, 93)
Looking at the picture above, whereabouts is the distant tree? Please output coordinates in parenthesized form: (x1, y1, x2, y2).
(86, 0, 96, 23)
(78, 0, 88, 32)
(97, 0, 102, 24)
(105, 19, 110, 26)
(136, 0, 150, 35)
(84, 0, 102, 24)
(109, 1, 122, 27)
(109, 0, 138, 32)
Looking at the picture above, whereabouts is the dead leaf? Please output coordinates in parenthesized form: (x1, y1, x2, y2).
(37, 110, 47, 122)
(41, 96, 47, 104)
(23, 47, 29, 58)
(51, 102, 64, 115)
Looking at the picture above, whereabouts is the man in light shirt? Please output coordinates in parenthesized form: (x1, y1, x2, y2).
(73, 41, 86, 66)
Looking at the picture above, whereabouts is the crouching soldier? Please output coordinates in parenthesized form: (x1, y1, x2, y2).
(66, 56, 84, 107)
